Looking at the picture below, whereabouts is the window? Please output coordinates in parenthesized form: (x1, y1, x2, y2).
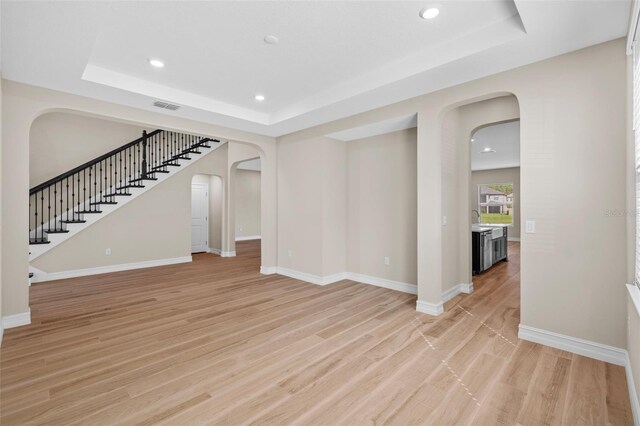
(477, 183, 514, 225)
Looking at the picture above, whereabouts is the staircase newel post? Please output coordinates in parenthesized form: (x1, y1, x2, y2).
(142, 130, 148, 179)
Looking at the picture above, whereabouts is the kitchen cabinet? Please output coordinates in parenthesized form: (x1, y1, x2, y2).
(472, 225, 508, 275)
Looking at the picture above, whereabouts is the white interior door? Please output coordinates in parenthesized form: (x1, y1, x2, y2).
(191, 183, 208, 253)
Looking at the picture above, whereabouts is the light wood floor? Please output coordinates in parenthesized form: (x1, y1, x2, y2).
(1, 241, 633, 425)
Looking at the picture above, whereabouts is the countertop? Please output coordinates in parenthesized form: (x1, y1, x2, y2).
(471, 223, 510, 233)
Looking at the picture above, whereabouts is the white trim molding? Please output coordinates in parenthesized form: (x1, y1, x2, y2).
(30, 256, 192, 283)
(441, 282, 474, 303)
(518, 324, 627, 366)
(344, 273, 417, 294)
(260, 266, 277, 275)
(275, 267, 347, 286)
(221, 251, 236, 258)
(207, 247, 222, 255)
(416, 300, 444, 316)
(3, 310, 32, 329)
(235, 235, 261, 241)
(268, 267, 417, 294)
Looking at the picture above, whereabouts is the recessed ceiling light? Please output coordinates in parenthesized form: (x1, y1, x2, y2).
(420, 7, 440, 20)
(481, 147, 496, 154)
(149, 59, 164, 68)
(264, 35, 279, 45)
(471, 138, 475, 142)
(254, 94, 265, 101)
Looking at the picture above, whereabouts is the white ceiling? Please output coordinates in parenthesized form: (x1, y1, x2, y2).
(1, 1, 631, 137)
(471, 120, 520, 171)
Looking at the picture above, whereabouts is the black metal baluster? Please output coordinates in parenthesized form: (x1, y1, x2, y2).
(40, 189, 44, 241)
(47, 186, 51, 232)
(142, 130, 148, 179)
(58, 181, 62, 229)
(66, 177, 69, 222)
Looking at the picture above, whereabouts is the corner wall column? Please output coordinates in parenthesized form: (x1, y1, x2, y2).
(416, 110, 444, 315)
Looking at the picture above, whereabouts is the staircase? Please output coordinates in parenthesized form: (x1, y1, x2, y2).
(29, 129, 222, 261)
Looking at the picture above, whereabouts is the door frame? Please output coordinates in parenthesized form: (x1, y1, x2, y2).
(191, 182, 209, 253)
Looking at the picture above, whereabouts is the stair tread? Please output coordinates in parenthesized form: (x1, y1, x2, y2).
(29, 239, 50, 245)
(45, 229, 69, 234)
(90, 201, 118, 205)
(76, 210, 102, 214)
(130, 177, 158, 182)
(103, 193, 131, 197)
(116, 185, 145, 189)
(60, 220, 86, 223)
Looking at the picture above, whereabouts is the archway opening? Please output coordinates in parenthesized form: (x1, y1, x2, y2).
(232, 158, 262, 260)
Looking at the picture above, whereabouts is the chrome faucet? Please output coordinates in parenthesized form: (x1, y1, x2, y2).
(472, 210, 480, 223)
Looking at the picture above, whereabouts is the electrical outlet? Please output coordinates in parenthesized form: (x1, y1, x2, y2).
(442, 216, 447, 226)
(288, 249, 293, 258)
(525, 220, 536, 234)
(384, 257, 390, 265)
(105, 248, 111, 256)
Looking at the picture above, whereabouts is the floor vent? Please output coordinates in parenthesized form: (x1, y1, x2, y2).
(153, 101, 180, 111)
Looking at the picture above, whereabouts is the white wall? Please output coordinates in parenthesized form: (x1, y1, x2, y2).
(234, 169, 261, 239)
(30, 112, 148, 187)
(471, 167, 521, 239)
(346, 128, 417, 285)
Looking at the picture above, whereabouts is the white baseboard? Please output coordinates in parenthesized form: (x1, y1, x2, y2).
(518, 324, 627, 366)
(508, 237, 521, 242)
(275, 267, 347, 286)
(626, 352, 640, 426)
(344, 273, 417, 295)
(3, 310, 31, 329)
(260, 266, 277, 275)
(441, 282, 474, 303)
(207, 248, 222, 255)
(235, 235, 261, 241)
(221, 251, 236, 257)
(416, 300, 444, 316)
(31, 256, 192, 283)
(270, 266, 417, 294)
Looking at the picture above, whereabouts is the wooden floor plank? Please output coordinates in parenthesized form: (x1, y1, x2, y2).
(0, 241, 632, 425)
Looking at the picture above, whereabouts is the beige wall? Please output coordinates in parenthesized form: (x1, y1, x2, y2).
(30, 112, 148, 187)
(226, 143, 262, 254)
(276, 39, 628, 348)
(471, 167, 521, 239)
(234, 169, 261, 238)
(276, 135, 347, 277)
(346, 128, 417, 285)
(210, 175, 223, 250)
(3, 81, 277, 317)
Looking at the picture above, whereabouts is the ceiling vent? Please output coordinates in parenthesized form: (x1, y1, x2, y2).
(153, 101, 180, 111)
